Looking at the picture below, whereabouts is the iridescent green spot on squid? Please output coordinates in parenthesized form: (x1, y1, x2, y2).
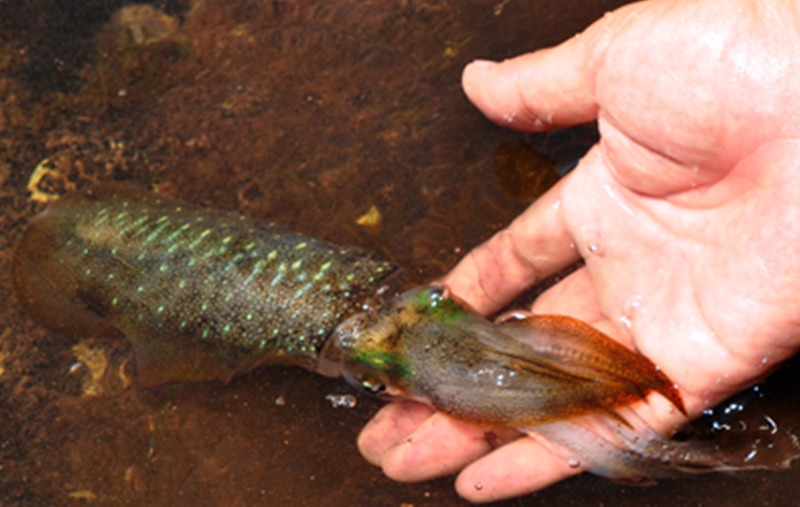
(159, 263, 169, 273)
(353, 349, 414, 381)
(164, 227, 184, 244)
(214, 244, 230, 257)
(412, 288, 469, 325)
(271, 264, 287, 286)
(223, 252, 246, 273)
(294, 283, 313, 300)
(189, 229, 212, 249)
(120, 214, 149, 237)
(294, 242, 307, 250)
(312, 261, 333, 281)
(243, 259, 266, 286)
(93, 211, 109, 226)
(201, 246, 217, 260)
(143, 220, 170, 245)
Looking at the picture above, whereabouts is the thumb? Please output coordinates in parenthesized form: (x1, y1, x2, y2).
(461, 6, 629, 131)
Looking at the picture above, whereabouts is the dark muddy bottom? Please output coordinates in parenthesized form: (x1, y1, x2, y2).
(1, 1, 798, 506)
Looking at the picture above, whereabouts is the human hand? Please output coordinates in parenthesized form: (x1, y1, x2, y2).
(358, 0, 800, 502)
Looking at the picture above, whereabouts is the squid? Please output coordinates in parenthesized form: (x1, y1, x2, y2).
(13, 183, 791, 483)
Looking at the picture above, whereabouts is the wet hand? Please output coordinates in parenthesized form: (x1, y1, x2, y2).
(358, 0, 800, 502)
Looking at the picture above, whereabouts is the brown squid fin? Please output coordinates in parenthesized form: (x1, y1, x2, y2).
(497, 314, 687, 415)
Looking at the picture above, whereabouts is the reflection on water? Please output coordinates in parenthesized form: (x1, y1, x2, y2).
(1, 1, 798, 505)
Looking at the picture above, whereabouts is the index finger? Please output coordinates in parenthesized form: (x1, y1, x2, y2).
(442, 172, 581, 314)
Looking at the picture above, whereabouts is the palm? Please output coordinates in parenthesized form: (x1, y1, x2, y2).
(541, 140, 800, 409)
(358, 0, 800, 501)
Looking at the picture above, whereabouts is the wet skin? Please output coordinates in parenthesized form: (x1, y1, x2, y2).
(358, 0, 800, 502)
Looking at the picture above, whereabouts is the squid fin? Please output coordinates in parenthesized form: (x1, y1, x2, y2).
(527, 408, 800, 483)
(130, 333, 238, 388)
(498, 314, 687, 415)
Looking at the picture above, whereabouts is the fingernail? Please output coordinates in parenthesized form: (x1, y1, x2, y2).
(468, 59, 497, 70)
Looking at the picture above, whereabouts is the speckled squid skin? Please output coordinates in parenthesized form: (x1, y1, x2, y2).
(334, 286, 686, 426)
(13, 183, 398, 386)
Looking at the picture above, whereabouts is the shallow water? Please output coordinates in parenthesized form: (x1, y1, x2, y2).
(1, 1, 798, 506)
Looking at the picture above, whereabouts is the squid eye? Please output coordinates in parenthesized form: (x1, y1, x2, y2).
(429, 285, 445, 298)
(361, 378, 386, 395)
(342, 369, 387, 396)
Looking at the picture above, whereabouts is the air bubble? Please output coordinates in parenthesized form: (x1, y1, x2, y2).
(325, 394, 357, 409)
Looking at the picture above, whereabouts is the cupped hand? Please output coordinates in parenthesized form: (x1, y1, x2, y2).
(358, 0, 800, 502)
